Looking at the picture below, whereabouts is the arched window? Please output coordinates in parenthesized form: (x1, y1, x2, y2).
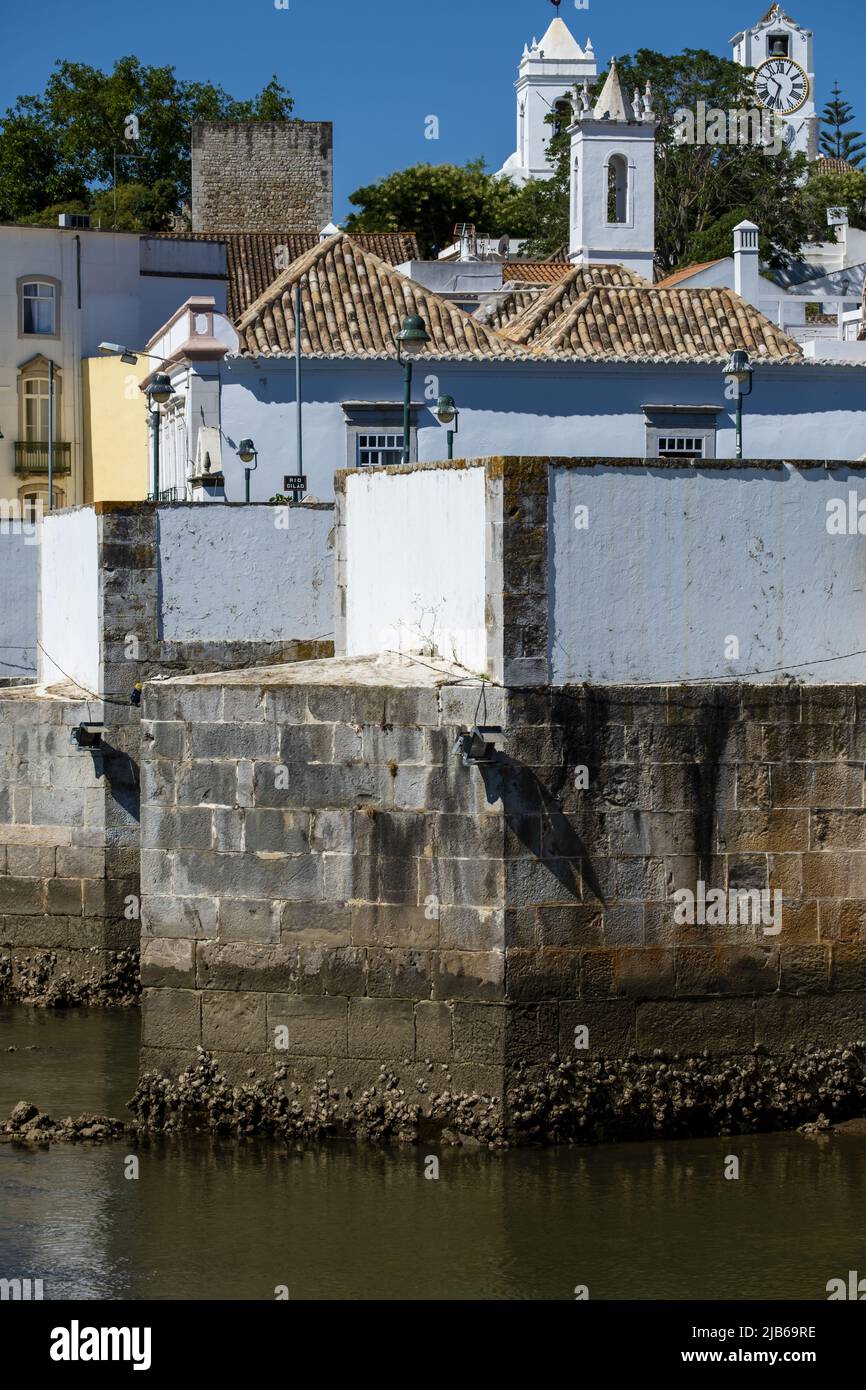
(606, 155, 628, 224)
(17, 276, 60, 337)
(553, 98, 573, 138)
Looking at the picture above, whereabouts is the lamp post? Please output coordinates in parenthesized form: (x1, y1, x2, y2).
(146, 374, 172, 499)
(238, 438, 258, 503)
(724, 349, 753, 460)
(395, 314, 430, 464)
(434, 394, 459, 460)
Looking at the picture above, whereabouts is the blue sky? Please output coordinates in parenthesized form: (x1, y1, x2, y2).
(0, 0, 862, 219)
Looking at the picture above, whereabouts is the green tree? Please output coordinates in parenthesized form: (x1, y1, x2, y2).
(344, 159, 536, 258)
(0, 58, 294, 227)
(819, 83, 865, 168)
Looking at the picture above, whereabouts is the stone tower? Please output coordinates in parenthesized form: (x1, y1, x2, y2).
(730, 5, 818, 159)
(497, 15, 597, 186)
(568, 60, 657, 280)
(191, 121, 333, 234)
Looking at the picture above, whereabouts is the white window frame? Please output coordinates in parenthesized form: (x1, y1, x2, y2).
(18, 277, 60, 338)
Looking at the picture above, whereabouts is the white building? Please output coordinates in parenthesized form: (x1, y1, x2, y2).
(0, 223, 226, 512)
(730, 4, 818, 158)
(139, 230, 866, 508)
(497, 15, 596, 186)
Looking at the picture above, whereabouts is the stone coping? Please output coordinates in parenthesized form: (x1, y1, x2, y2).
(147, 653, 478, 690)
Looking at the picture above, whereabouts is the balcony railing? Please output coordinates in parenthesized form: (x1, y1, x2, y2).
(14, 441, 72, 475)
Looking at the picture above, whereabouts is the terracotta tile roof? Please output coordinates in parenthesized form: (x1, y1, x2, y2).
(153, 230, 419, 320)
(475, 283, 547, 331)
(530, 285, 803, 363)
(499, 262, 652, 345)
(813, 156, 860, 177)
(236, 232, 529, 360)
(502, 261, 572, 284)
(654, 259, 727, 289)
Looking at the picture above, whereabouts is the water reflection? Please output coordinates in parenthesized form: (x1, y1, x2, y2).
(1, 1006, 865, 1301)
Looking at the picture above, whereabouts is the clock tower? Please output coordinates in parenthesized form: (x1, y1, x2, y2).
(730, 6, 818, 158)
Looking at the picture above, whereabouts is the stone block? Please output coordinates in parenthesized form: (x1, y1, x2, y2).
(142, 894, 217, 940)
(636, 998, 756, 1055)
(197, 941, 299, 992)
(280, 901, 350, 945)
(452, 1002, 506, 1064)
(202, 990, 267, 1052)
(558, 1000, 637, 1058)
(141, 938, 195, 988)
(414, 1000, 453, 1060)
(350, 903, 439, 950)
(755, 993, 866, 1050)
(436, 949, 505, 1002)
(6, 845, 56, 878)
(298, 944, 367, 996)
(348, 997, 415, 1060)
(268, 994, 348, 1057)
(177, 762, 238, 809)
(0, 877, 45, 914)
(674, 946, 778, 997)
(219, 898, 280, 944)
(780, 945, 831, 994)
(440, 904, 504, 951)
(141, 987, 202, 1048)
(505, 946, 581, 1001)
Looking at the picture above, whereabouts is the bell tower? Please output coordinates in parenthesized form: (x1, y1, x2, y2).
(497, 12, 597, 186)
(569, 60, 657, 280)
(730, 6, 818, 158)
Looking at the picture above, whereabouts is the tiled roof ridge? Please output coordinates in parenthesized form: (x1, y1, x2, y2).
(500, 261, 650, 344)
(529, 282, 804, 362)
(238, 231, 530, 361)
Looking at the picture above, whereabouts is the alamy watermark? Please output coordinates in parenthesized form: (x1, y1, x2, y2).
(673, 881, 782, 936)
(673, 102, 784, 157)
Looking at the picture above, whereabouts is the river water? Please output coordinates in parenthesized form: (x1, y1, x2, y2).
(1, 1004, 865, 1301)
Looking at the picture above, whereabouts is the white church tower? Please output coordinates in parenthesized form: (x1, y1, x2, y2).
(569, 60, 657, 281)
(730, 5, 818, 158)
(497, 12, 597, 186)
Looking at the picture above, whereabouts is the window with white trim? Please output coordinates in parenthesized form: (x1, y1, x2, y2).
(656, 435, 706, 457)
(20, 281, 57, 335)
(356, 431, 404, 468)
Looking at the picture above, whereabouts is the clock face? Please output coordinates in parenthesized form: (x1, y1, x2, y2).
(753, 57, 810, 115)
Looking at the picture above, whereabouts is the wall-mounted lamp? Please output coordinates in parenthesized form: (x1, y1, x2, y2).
(453, 728, 495, 767)
(238, 438, 258, 503)
(71, 723, 103, 749)
(434, 394, 459, 460)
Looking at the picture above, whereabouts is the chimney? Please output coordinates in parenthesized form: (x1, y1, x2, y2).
(733, 220, 760, 306)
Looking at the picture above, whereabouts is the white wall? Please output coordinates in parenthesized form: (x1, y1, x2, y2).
(39, 507, 99, 691)
(550, 463, 866, 684)
(0, 522, 38, 678)
(343, 465, 488, 670)
(157, 504, 334, 642)
(220, 358, 866, 505)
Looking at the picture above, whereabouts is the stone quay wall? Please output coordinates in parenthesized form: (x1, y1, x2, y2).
(191, 121, 333, 233)
(0, 689, 138, 998)
(1, 504, 333, 997)
(138, 664, 866, 1111)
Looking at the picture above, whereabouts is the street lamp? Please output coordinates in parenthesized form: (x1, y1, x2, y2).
(395, 313, 429, 464)
(434, 394, 459, 460)
(238, 438, 258, 503)
(724, 349, 753, 460)
(146, 374, 172, 500)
